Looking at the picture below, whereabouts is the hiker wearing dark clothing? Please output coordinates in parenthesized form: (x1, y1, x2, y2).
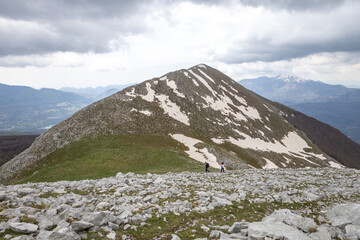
(221, 162, 225, 173)
(205, 162, 209, 172)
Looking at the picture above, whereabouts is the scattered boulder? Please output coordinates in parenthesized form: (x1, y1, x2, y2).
(0, 191, 5, 201)
(262, 209, 317, 232)
(345, 224, 360, 240)
(171, 234, 181, 240)
(11, 236, 35, 240)
(9, 222, 38, 234)
(247, 222, 312, 240)
(228, 222, 249, 234)
(71, 221, 94, 232)
(326, 203, 360, 228)
(49, 227, 81, 240)
(309, 226, 331, 240)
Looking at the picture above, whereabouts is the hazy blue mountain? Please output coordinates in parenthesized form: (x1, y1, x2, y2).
(0, 83, 92, 134)
(61, 84, 133, 100)
(239, 75, 360, 143)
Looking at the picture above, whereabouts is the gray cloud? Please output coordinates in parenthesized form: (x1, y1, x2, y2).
(216, 32, 360, 64)
(183, 0, 350, 11)
(0, 0, 150, 56)
(0, 0, 359, 64)
(238, 0, 348, 11)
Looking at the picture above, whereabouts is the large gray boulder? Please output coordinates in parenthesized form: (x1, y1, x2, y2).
(228, 222, 249, 234)
(0, 191, 5, 201)
(0, 222, 9, 232)
(36, 230, 52, 240)
(83, 211, 116, 226)
(11, 236, 35, 240)
(262, 209, 317, 232)
(326, 203, 360, 228)
(71, 221, 94, 232)
(309, 226, 331, 240)
(345, 224, 360, 240)
(9, 222, 38, 234)
(248, 222, 312, 240)
(48, 227, 81, 240)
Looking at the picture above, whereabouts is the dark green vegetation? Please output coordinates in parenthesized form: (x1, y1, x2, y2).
(0, 135, 38, 167)
(15, 135, 206, 184)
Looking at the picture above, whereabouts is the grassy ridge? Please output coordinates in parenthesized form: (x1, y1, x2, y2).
(16, 135, 206, 184)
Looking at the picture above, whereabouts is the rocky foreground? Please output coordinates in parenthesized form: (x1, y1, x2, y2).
(0, 168, 359, 240)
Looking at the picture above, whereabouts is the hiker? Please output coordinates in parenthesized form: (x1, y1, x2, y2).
(205, 162, 209, 172)
(221, 162, 225, 173)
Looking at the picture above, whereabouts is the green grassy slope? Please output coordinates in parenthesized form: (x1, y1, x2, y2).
(15, 135, 207, 184)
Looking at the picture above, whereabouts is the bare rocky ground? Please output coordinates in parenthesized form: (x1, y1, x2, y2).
(0, 168, 359, 240)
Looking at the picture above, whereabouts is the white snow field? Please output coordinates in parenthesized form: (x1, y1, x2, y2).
(212, 131, 331, 167)
(170, 134, 220, 168)
(263, 158, 279, 169)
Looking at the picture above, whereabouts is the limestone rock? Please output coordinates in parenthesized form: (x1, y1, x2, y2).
(11, 236, 35, 240)
(171, 234, 181, 240)
(345, 224, 360, 240)
(309, 226, 331, 240)
(228, 222, 249, 234)
(0, 191, 5, 201)
(9, 222, 38, 234)
(326, 203, 360, 228)
(49, 227, 81, 240)
(248, 222, 312, 240)
(71, 221, 94, 232)
(262, 209, 317, 232)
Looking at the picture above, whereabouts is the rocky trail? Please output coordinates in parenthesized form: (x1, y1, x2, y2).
(0, 168, 359, 239)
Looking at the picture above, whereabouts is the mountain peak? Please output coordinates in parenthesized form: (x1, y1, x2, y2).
(277, 74, 307, 83)
(1, 64, 351, 184)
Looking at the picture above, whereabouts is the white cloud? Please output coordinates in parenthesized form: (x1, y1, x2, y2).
(0, 0, 359, 88)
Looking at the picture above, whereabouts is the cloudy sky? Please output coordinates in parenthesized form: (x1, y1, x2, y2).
(0, 0, 360, 89)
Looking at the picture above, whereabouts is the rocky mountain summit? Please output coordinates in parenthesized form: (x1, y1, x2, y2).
(0, 168, 359, 239)
(2, 64, 354, 184)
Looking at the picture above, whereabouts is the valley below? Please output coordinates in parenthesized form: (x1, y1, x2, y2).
(0, 168, 359, 240)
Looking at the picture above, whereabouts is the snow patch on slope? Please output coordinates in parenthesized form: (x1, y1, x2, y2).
(212, 131, 325, 162)
(125, 88, 136, 98)
(141, 83, 156, 102)
(189, 69, 215, 94)
(131, 108, 152, 116)
(239, 106, 261, 120)
(170, 134, 220, 168)
(157, 95, 190, 125)
(278, 74, 307, 83)
(329, 161, 343, 168)
(160, 76, 186, 98)
(263, 158, 278, 169)
(234, 95, 247, 105)
(126, 82, 189, 125)
(198, 69, 215, 83)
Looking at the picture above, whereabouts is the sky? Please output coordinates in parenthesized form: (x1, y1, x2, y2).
(0, 0, 360, 89)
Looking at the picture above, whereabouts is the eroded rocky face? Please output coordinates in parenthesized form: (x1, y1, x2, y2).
(0, 168, 359, 239)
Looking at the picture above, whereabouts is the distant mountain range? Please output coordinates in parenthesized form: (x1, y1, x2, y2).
(0, 83, 93, 134)
(0, 84, 132, 134)
(60, 84, 133, 101)
(2, 64, 359, 184)
(239, 75, 360, 144)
